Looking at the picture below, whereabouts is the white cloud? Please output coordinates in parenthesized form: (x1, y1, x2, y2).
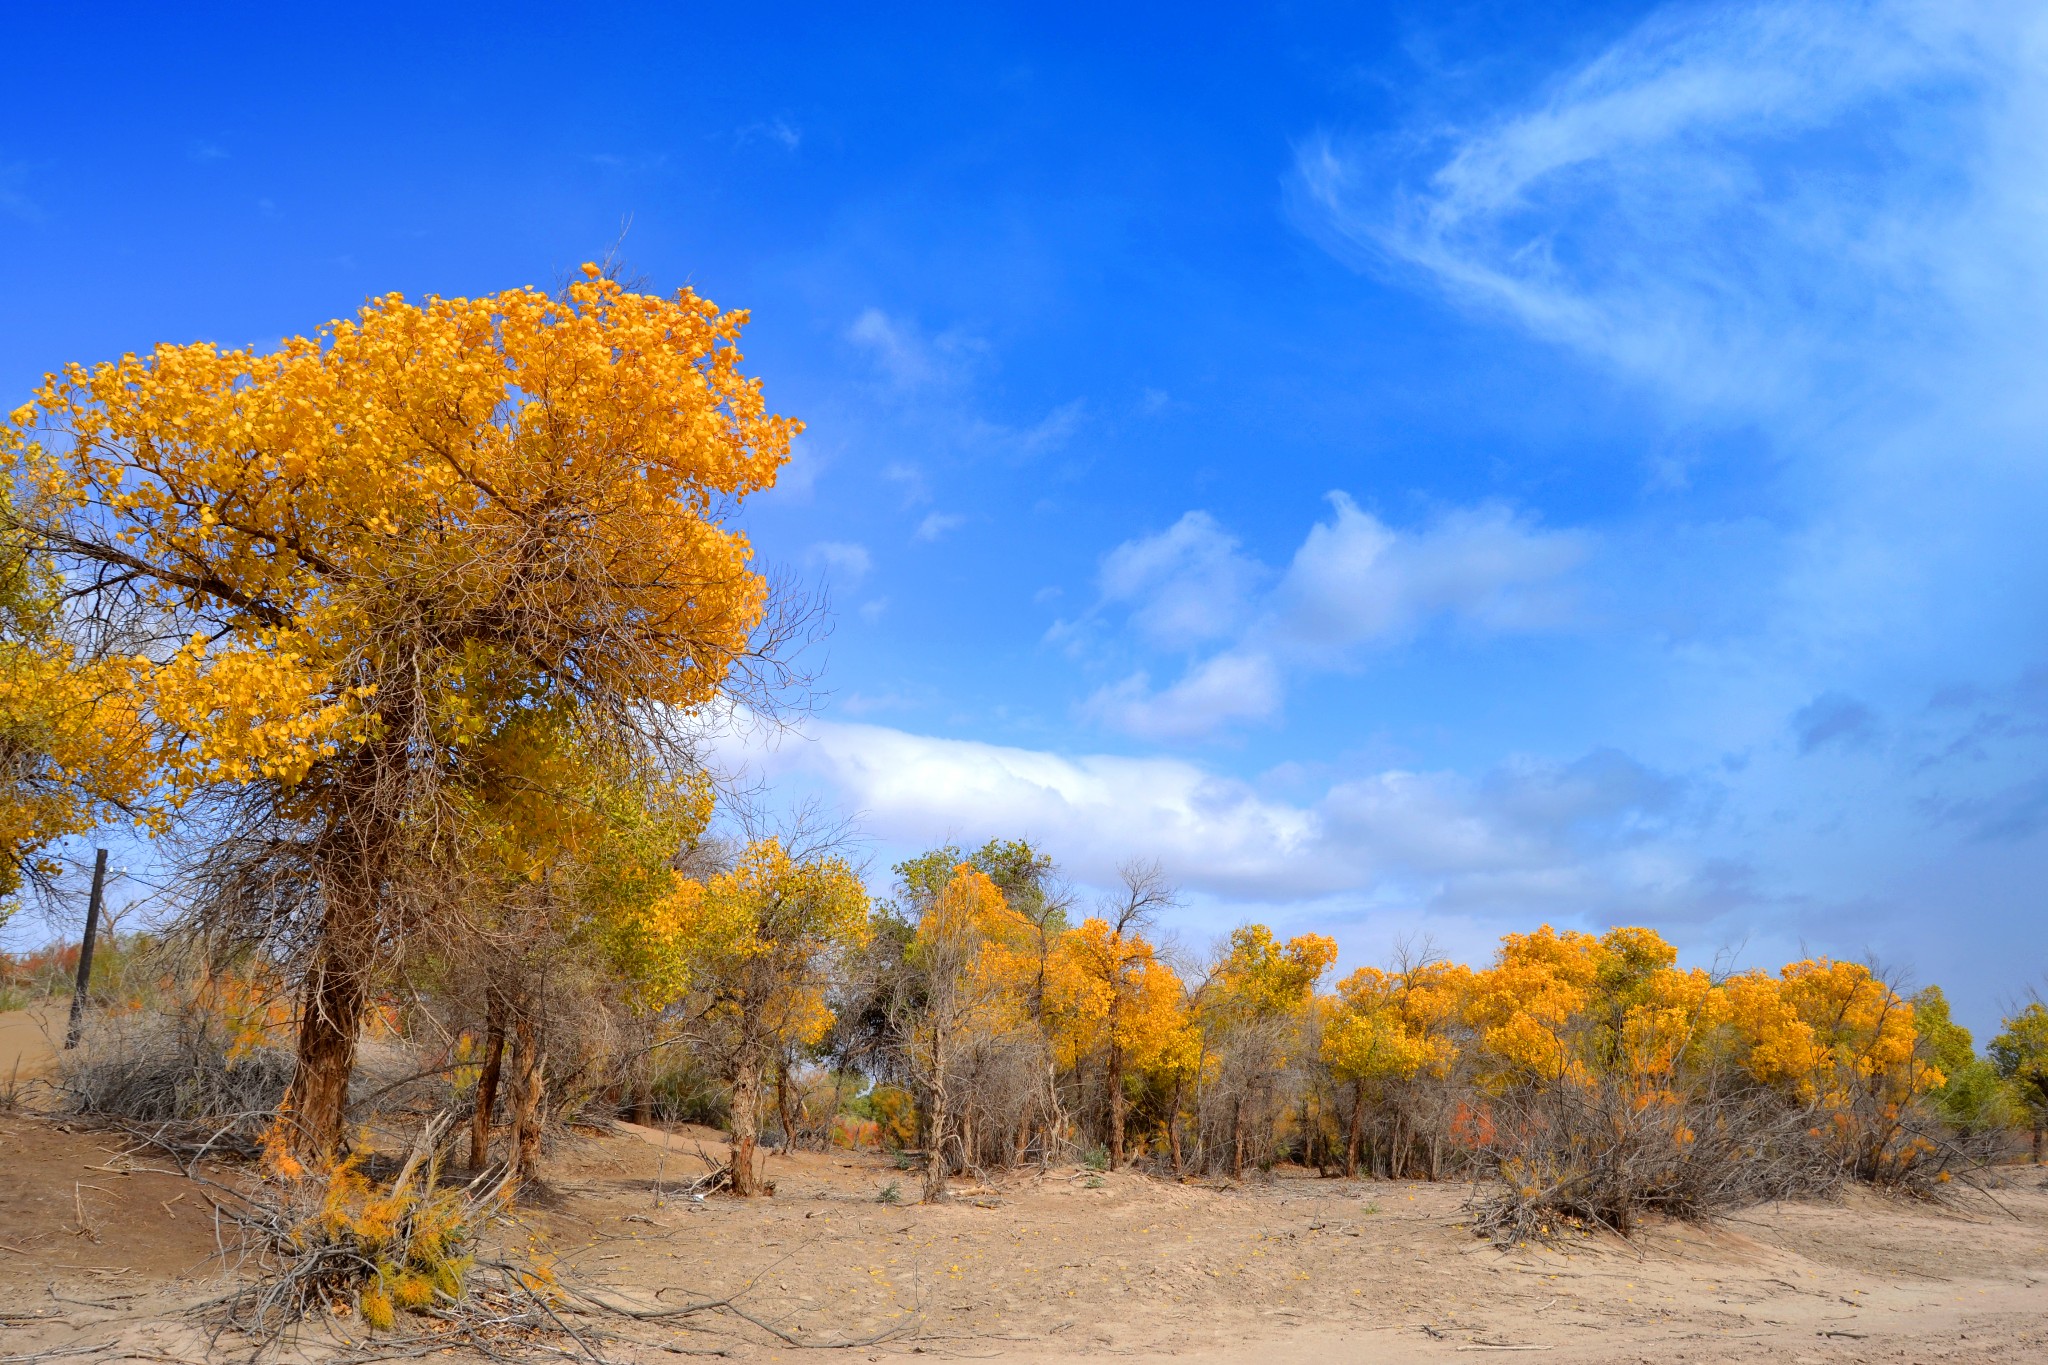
(1084, 652, 1284, 741)
(1282, 2, 2048, 1025)
(881, 461, 929, 506)
(915, 512, 966, 542)
(988, 398, 1085, 457)
(1083, 495, 1587, 739)
(775, 434, 826, 500)
(806, 540, 872, 584)
(1267, 495, 1588, 660)
(720, 716, 1714, 920)
(1098, 511, 1265, 650)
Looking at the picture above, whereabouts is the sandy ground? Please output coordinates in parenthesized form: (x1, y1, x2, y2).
(0, 999, 64, 1087)
(2, 1010, 2044, 1363)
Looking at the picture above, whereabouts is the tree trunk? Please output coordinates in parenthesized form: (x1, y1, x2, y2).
(1229, 1094, 1246, 1181)
(470, 989, 507, 1169)
(1107, 1042, 1127, 1170)
(507, 1013, 547, 1189)
(2033, 1125, 2043, 1165)
(919, 1020, 952, 1202)
(280, 904, 373, 1162)
(775, 1053, 798, 1152)
(1168, 1078, 1186, 1177)
(729, 1052, 764, 1196)
(1345, 1081, 1364, 1178)
(922, 1079, 951, 1203)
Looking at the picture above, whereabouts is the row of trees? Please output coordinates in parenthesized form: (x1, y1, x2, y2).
(4, 271, 2043, 1217)
(791, 847, 2048, 1207)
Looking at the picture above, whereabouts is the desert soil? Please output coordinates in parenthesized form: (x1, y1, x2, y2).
(1, 1010, 2043, 1363)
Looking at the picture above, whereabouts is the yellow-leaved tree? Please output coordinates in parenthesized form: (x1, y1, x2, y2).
(1322, 961, 1462, 1177)
(4, 268, 801, 1157)
(1199, 925, 1337, 1178)
(894, 863, 1035, 1201)
(632, 837, 868, 1196)
(1049, 862, 1181, 1169)
(0, 470, 150, 910)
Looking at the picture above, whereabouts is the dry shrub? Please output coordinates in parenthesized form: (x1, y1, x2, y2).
(57, 998, 294, 1154)
(1467, 1079, 1841, 1241)
(1464, 1077, 2003, 1244)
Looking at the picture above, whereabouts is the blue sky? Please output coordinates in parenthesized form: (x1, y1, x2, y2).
(6, 1, 2045, 1033)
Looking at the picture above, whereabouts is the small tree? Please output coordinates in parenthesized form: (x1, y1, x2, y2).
(892, 863, 1028, 1201)
(1197, 926, 1335, 1178)
(640, 838, 868, 1195)
(1989, 1002, 2048, 1163)
(1913, 986, 2016, 1136)
(1323, 965, 1449, 1178)
(1055, 861, 1180, 1169)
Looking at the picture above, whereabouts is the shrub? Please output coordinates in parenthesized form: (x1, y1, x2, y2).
(1466, 1080, 1840, 1241)
(58, 999, 293, 1149)
(218, 1118, 500, 1335)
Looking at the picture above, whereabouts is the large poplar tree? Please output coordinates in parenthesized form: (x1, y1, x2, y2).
(5, 268, 800, 1156)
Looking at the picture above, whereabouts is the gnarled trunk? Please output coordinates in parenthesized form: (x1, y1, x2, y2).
(729, 1053, 765, 1196)
(280, 890, 375, 1162)
(507, 1013, 546, 1189)
(921, 1074, 951, 1203)
(470, 989, 506, 1170)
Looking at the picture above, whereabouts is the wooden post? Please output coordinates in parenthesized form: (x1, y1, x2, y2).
(64, 849, 110, 1050)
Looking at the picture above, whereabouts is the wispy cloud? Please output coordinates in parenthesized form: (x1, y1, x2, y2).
(1079, 495, 1589, 739)
(881, 461, 929, 506)
(806, 540, 873, 584)
(735, 117, 802, 152)
(1285, 2, 2048, 1020)
(1793, 691, 1880, 754)
(846, 309, 1083, 459)
(587, 151, 671, 174)
(0, 162, 43, 224)
(1294, 1, 2048, 417)
(915, 511, 967, 542)
(847, 308, 942, 389)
